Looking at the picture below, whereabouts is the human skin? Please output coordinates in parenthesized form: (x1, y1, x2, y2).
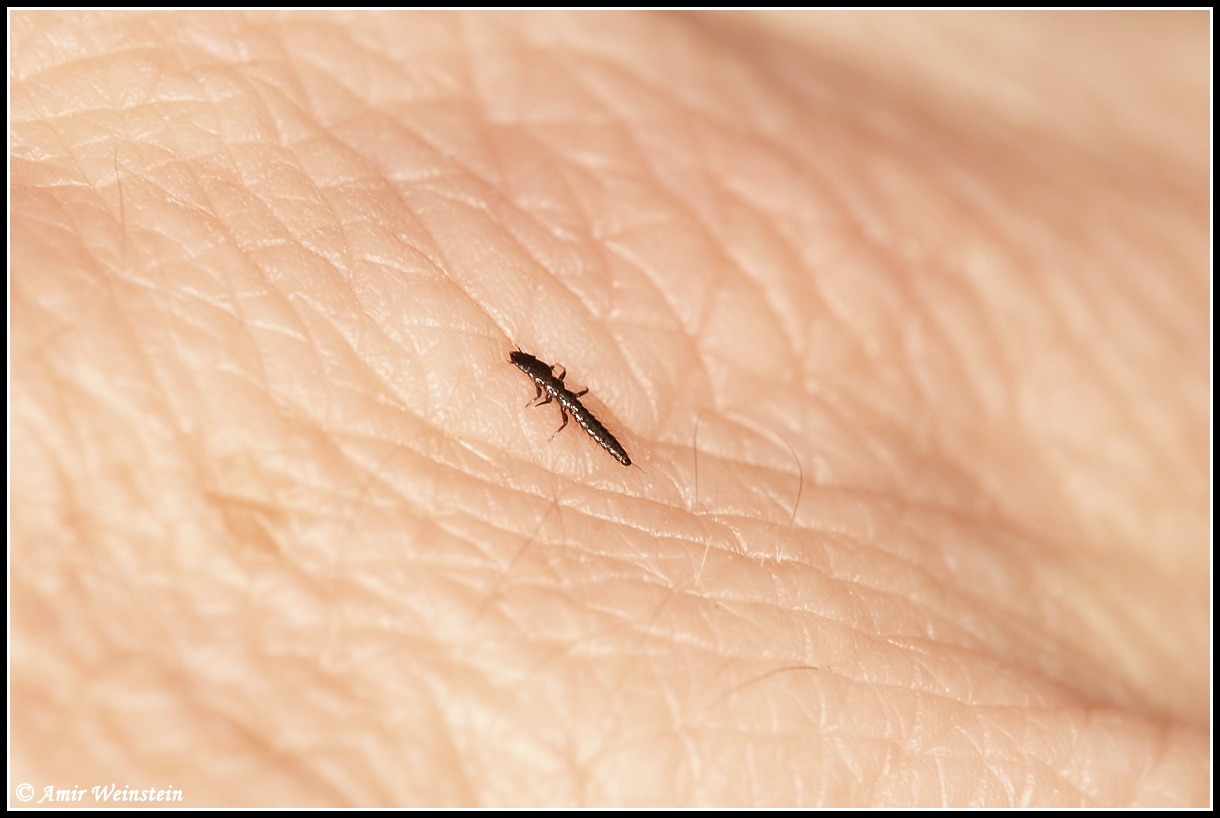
(9, 10, 1209, 807)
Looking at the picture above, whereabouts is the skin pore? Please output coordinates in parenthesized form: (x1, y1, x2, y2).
(10, 11, 1209, 807)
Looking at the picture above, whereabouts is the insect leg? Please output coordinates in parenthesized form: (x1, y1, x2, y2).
(554, 365, 566, 381)
(550, 404, 569, 439)
(572, 387, 588, 398)
(526, 383, 544, 406)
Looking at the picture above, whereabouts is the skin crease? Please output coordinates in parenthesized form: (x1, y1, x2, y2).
(9, 10, 1209, 808)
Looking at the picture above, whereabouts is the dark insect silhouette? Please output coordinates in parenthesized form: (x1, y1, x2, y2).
(509, 349, 631, 466)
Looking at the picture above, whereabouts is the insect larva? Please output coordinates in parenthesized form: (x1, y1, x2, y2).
(509, 349, 632, 466)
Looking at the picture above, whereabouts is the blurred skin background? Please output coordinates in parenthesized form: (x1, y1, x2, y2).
(10, 11, 1209, 807)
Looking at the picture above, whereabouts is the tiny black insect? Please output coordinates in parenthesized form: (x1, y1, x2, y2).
(509, 349, 632, 466)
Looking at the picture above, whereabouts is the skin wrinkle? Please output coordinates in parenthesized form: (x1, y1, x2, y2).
(12, 10, 1209, 808)
(732, 46, 1088, 512)
(489, 38, 752, 366)
(712, 33, 1200, 717)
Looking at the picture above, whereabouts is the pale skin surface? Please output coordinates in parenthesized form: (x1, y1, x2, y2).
(9, 11, 1210, 807)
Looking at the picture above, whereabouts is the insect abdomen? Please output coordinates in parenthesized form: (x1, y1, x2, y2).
(559, 392, 631, 466)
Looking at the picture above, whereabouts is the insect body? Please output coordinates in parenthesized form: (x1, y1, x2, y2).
(509, 349, 631, 466)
